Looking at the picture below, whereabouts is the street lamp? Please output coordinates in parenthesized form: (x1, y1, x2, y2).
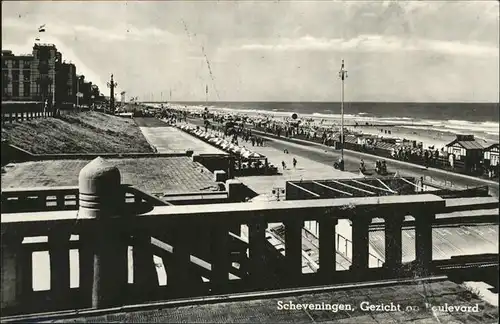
(337, 59, 348, 170)
(107, 74, 118, 114)
(76, 75, 84, 110)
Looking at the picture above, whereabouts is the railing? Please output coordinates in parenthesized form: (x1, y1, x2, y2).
(1, 185, 172, 213)
(336, 232, 384, 268)
(249, 126, 490, 176)
(2, 193, 450, 317)
(423, 175, 466, 190)
(1, 102, 52, 124)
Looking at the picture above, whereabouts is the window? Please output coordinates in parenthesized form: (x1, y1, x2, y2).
(23, 71, 31, 82)
(12, 60, 19, 68)
(24, 82, 31, 97)
(12, 70, 19, 82)
(23, 61, 31, 69)
(12, 83, 19, 97)
(2, 59, 7, 68)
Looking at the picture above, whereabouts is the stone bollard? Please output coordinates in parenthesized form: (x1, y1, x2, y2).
(78, 157, 128, 309)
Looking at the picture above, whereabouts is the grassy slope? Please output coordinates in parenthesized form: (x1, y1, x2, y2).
(1, 111, 154, 154)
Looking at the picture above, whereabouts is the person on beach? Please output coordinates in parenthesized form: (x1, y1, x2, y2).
(282, 161, 287, 170)
(293, 158, 297, 168)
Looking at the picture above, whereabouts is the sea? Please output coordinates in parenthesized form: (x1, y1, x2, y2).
(155, 101, 499, 143)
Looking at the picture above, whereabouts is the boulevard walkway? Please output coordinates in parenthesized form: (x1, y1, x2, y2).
(135, 118, 226, 155)
(236, 140, 361, 202)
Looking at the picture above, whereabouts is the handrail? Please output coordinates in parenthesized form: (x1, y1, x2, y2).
(1, 193, 456, 317)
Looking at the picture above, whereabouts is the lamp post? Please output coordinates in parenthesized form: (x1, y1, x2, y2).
(107, 74, 118, 114)
(338, 59, 348, 170)
(76, 75, 84, 110)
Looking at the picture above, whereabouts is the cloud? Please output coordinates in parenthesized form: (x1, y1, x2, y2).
(2, 17, 178, 44)
(231, 34, 499, 57)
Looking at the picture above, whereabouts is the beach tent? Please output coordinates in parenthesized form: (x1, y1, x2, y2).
(445, 135, 484, 172)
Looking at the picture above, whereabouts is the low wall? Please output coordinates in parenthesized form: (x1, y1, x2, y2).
(192, 154, 235, 179)
(1, 142, 191, 165)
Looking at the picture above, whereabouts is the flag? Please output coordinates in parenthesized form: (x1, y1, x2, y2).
(38, 24, 46, 32)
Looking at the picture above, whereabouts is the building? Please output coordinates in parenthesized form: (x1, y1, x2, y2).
(1, 50, 34, 101)
(2, 43, 101, 108)
(445, 134, 484, 173)
(56, 62, 77, 106)
(484, 143, 499, 177)
(31, 43, 61, 106)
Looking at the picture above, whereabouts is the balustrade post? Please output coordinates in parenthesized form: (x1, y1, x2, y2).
(132, 234, 158, 298)
(0, 234, 26, 312)
(20, 112, 24, 122)
(78, 157, 128, 309)
(318, 217, 338, 278)
(383, 214, 405, 275)
(248, 219, 267, 289)
(48, 230, 71, 306)
(349, 216, 372, 273)
(284, 219, 303, 283)
(169, 220, 197, 296)
(210, 221, 230, 293)
(415, 211, 435, 276)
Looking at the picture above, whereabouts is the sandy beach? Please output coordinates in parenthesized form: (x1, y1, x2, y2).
(163, 103, 499, 150)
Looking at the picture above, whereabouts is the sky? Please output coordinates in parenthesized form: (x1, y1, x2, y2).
(2, 0, 499, 102)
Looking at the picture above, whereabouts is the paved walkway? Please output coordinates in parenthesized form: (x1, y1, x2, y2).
(236, 141, 361, 201)
(135, 118, 226, 154)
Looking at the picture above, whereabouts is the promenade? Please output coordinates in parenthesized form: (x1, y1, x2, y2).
(135, 118, 226, 154)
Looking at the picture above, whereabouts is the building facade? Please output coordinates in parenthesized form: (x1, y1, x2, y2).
(1, 50, 34, 101)
(2, 43, 101, 107)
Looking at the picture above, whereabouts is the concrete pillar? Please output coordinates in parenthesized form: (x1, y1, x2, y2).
(248, 219, 267, 288)
(132, 234, 158, 297)
(415, 213, 435, 276)
(350, 217, 371, 272)
(0, 234, 25, 311)
(210, 224, 230, 293)
(226, 179, 245, 236)
(226, 179, 246, 203)
(383, 215, 404, 273)
(48, 231, 71, 305)
(78, 157, 128, 309)
(284, 219, 303, 282)
(169, 221, 193, 296)
(214, 170, 227, 182)
(318, 217, 338, 277)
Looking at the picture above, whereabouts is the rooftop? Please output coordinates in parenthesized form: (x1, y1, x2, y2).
(1, 156, 220, 195)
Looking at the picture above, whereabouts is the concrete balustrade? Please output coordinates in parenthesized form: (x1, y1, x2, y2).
(1, 157, 455, 318)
